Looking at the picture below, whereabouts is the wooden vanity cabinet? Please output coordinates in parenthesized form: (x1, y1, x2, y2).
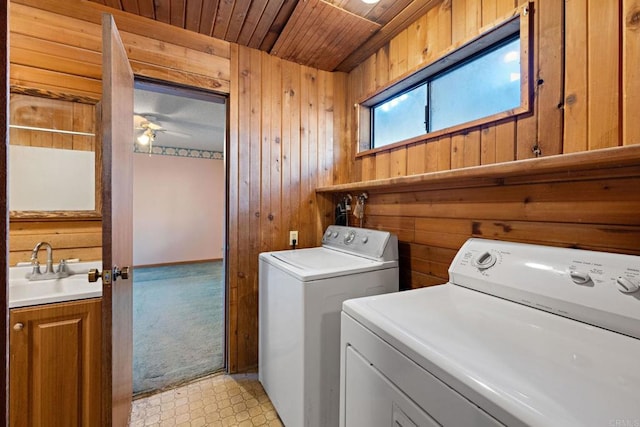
(9, 298, 102, 427)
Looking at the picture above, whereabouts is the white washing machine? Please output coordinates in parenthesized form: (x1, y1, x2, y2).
(340, 238, 640, 427)
(259, 225, 399, 427)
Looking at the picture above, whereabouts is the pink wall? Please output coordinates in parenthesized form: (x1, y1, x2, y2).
(133, 153, 225, 266)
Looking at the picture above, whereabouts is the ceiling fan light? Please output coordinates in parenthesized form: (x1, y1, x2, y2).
(137, 132, 150, 146)
(361, 0, 379, 3)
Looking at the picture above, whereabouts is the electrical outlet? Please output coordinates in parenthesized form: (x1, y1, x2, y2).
(289, 230, 299, 246)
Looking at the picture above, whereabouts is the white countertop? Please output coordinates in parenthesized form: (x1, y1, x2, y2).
(9, 261, 103, 308)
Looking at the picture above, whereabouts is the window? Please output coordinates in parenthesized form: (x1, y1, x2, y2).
(358, 7, 530, 153)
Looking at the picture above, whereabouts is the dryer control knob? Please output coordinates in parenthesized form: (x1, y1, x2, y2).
(361, 236, 368, 244)
(616, 277, 640, 294)
(569, 271, 591, 285)
(472, 251, 496, 270)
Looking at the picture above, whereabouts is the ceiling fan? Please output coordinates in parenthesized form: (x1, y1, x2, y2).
(134, 114, 165, 153)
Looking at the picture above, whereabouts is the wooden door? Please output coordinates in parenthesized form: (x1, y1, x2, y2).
(1, 1, 8, 425)
(9, 299, 102, 427)
(101, 14, 134, 427)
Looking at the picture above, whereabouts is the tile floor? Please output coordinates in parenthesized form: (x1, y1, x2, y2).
(129, 372, 284, 427)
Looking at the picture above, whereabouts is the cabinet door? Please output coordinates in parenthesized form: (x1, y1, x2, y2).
(10, 299, 101, 427)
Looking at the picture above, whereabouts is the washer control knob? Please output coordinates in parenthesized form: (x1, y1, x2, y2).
(344, 231, 357, 244)
(569, 271, 591, 285)
(332, 231, 339, 238)
(325, 230, 332, 238)
(472, 251, 496, 270)
(616, 277, 640, 294)
(362, 236, 369, 244)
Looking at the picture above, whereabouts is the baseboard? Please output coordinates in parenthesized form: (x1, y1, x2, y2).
(134, 258, 223, 269)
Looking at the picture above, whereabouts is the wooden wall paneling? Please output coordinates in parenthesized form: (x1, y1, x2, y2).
(357, 170, 640, 289)
(235, 45, 254, 371)
(290, 62, 302, 238)
(534, 0, 563, 157)
(388, 28, 408, 80)
(515, 0, 539, 160)
(588, 0, 620, 150)
(120, 32, 232, 82)
(406, 14, 428, 70)
(425, 140, 438, 172)
(435, 135, 452, 171)
(389, 146, 407, 177)
(260, 52, 273, 253)
(11, 4, 102, 52)
(623, 0, 640, 146)
(375, 151, 391, 179)
(480, 125, 497, 165)
(361, 155, 376, 181)
(299, 66, 319, 247)
(10, 2, 231, 97)
(336, 0, 441, 72)
(14, 0, 231, 57)
(462, 129, 481, 167)
(317, 70, 328, 188)
(269, 55, 283, 250)
(227, 43, 240, 373)
(332, 72, 349, 186)
(364, 214, 415, 242)
(10, 34, 102, 80)
(281, 61, 299, 247)
(451, 0, 480, 43)
(406, 142, 426, 175)
(495, 117, 516, 162)
(246, 47, 262, 370)
(375, 45, 389, 91)
(450, 133, 465, 169)
(562, 0, 588, 153)
(362, 54, 377, 99)
(366, 188, 640, 226)
(9, 220, 102, 265)
(10, 64, 102, 99)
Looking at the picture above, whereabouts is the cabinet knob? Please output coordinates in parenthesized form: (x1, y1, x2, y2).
(13, 323, 24, 331)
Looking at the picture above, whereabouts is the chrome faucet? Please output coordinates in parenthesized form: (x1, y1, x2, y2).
(26, 242, 69, 281)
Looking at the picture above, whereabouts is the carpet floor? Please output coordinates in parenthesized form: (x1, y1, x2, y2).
(133, 261, 225, 395)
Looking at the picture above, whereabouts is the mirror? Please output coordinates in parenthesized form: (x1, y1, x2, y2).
(8, 86, 101, 219)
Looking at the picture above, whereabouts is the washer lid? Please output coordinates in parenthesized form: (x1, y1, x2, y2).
(260, 247, 396, 281)
(343, 284, 640, 427)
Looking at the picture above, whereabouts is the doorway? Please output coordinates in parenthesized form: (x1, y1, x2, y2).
(131, 80, 227, 395)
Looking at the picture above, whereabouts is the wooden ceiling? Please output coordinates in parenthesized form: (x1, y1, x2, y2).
(88, 0, 441, 72)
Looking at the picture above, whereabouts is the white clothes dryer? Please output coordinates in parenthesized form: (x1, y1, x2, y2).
(340, 238, 640, 427)
(259, 225, 399, 427)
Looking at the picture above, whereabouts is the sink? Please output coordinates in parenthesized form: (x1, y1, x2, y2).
(9, 261, 103, 308)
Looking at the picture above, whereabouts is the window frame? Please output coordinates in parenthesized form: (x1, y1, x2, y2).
(356, 4, 532, 156)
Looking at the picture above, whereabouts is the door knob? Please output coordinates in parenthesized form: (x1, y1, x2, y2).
(13, 323, 24, 331)
(88, 268, 101, 282)
(114, 266, 129, 280)
(88, 267, 129, 283)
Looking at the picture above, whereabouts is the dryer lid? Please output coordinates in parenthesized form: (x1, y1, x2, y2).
(343, 284, 640, 427)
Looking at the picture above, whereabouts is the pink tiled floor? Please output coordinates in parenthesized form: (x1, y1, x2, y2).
(129, 373, 284, 427)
